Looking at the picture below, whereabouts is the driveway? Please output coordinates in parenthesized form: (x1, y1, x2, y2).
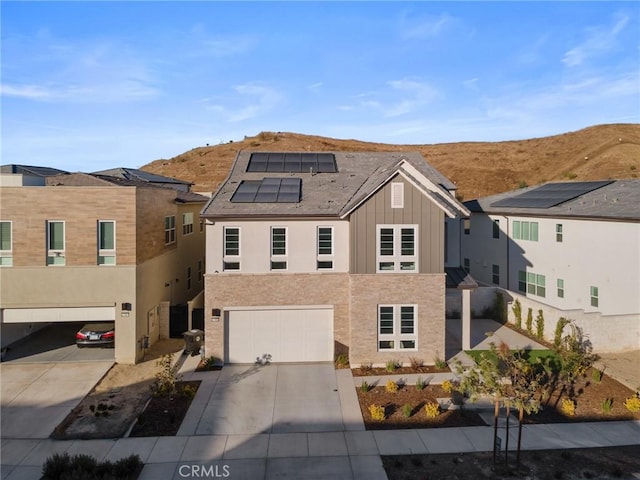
(193, 363, 344, 435)
(0, 360, 114, 439)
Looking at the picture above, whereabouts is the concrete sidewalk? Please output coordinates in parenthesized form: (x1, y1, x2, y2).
(3, 352, 640, 480)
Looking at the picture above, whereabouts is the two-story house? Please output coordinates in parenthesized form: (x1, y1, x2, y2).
(461, 180, 640, 352)
(0, 168, 208, 364)
(201, 151, 470, 366)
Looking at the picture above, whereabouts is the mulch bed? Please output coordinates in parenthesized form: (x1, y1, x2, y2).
(129, 381, 200, 437)
(352, 365, 451, 376)
(357, 383, 486, 429)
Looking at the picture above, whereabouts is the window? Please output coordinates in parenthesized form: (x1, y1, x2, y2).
(512, 220, 539, 241)
(223, 227, 240, 271)
(518, 270, 545, 297)
(378, 305, 417, 351)
(492, 264, 500, 285)
(182, 212, 194, 235)
(556, 224, 563, 243)
(0, 221, 12, 267)
(98, 220, 116, 265)
(187, 266, 192, 290)
(463, 218, 470, 235)
(317, 226, 333, 270)
(590, 286, 599, 307)
(391, 182, 404, 208)
(376, 225, 418, 272)
(463, 258, 470, 273)
(557, 278, 564, 298)
(47, 221, 65, 265)
(270, 227, 287, 270)
(492, 219, 500, 239)
(164, 216, 176, 245)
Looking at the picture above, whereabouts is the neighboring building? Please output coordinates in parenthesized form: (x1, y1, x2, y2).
(0, 169, 207, 364)
(0, 164, 69, 186)
(461, 180, 640, 352)
(201, 151, 470, 366)
(93, 167, 193, 192)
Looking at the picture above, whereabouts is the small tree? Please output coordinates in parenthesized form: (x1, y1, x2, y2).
(525, 308, 533, 334)
(554, 317, 571, 348)
(152, 353, 182, 397)
(493, 291, 507, 324)
(554, 324, 598, 400)
(535, 310, 545, 340)
(512, 299, 522, 329)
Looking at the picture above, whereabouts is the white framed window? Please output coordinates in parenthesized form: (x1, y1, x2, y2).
(557, 278, 564, 298)
(513, 220, 539, 241)
(270, 226, 287, 270)
(376, 225, 418, 272)
(391, 182, 404, 208)
(518, 270, 545, 297)
(317, 226, 334, 270)
(223, 227, 240, 271)
(463, 218, 470, 235)
(182, 212, 194, 235)
(98, 220, 116, 265)
(46, 220, 65, 266)
(378, 305, 417, 351)
(556, 224, 563, 243)
(164, 216, 176, 245)
(590, 286, 599, 307)
(0, 221, 12, 267)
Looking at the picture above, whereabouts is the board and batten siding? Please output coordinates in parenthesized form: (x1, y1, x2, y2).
(349, 175, 445, 274)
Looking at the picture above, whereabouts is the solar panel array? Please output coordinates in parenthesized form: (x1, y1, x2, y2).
(247, 152, 337, 173)
(491, 181, 614, 209)
(230, 177, 302, 203)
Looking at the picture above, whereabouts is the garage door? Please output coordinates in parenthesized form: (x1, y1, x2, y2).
(225, 308, 333, 364)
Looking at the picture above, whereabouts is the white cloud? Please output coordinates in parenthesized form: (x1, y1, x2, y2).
(189, 24, 257, 57)
(204, 83, 284, 122)
(563, 12, 630, 67)
(384, 79, 439, 117)
(399, 12, 455, 39)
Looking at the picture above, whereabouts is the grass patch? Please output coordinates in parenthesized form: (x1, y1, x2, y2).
(465, 349, 559, 367)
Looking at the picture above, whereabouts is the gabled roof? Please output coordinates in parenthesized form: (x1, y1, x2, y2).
(466, 179, 640, 221)
(0, 164, 69, 177)
(92, 167, 192, 186)
(201, 151, 467, 219)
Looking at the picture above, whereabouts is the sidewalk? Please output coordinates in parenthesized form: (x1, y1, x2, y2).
(2, 352, 639, 480)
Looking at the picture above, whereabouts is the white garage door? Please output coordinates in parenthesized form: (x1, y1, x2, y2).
(225, 308, 333, 364)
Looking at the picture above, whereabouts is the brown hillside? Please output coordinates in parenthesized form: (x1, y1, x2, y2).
(141, 124, 640, 200)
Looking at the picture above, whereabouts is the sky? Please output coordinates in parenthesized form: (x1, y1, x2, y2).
(1, 1, 639, 173)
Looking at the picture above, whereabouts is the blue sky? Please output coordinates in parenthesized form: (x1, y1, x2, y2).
(2, 1, 639, 172)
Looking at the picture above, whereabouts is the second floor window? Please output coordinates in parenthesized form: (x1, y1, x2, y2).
(182, 213, 194, 235)
(518, 270, 546, 297)
(98, 220, 116, 265)
(377, 225, 418, 272)
(492, 219, 500, 239)
(556, 224, 563, 242)
(47, 220, 65, 266)
(223, 227, 240, 271)
(513, 220, 539, 241)
(270, 227, 287, 270)
(0, 221, 12, 267)
(317, 226, 333, 270)
(165, 216, 176, 245)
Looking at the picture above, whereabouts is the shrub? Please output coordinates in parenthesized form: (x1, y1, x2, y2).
(591, 368, 603, 383)
(424, 402, 441, 418)
(624, 394, 640, 412)
(360, 380, 372, 393)
(554, 317, 571, 348)
(535, 309, 545, 339)
(385, 359, 399, 373)
(493, 291, 507, 323)
(335, 353, 349, 368)
(42, 453, 142, 480)
(153, 353, 182, 397)
(369, 404, 386, 421)
(415, 377, 426, 391)
(181, 384, 198, 399)
(442, 379, 455, 394)
(434, 354, 447, 369)
(401, 404, 412, 418)
(518, 180, 528, 189)
(601, 398, 613, 414)
(385, 380, 399, 393)
(360, 362, 373, 372)
(525, 308, 533, 334)
(201, 355, 221, 371)
(409, 357, 424, 369)
(512, 299, 522, 329)
(561, 398, 576, 416)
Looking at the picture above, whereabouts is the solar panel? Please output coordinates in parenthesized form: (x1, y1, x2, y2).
(230, 178, 302, 203)
(491, 181, 613, 209)
(247, 153, 337, 173)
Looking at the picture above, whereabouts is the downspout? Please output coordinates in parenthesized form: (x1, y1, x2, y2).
(504, 215, 510, 289)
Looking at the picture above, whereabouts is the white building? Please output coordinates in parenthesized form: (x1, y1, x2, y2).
(461, 180, 640, 352)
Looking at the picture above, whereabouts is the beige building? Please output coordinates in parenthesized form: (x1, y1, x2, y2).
(201, 151, 470, 366)
(0, 169, 207, 364)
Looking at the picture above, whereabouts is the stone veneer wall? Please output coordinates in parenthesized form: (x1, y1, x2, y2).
(204, 273, 350, 360)
(349, 274, 446, 367)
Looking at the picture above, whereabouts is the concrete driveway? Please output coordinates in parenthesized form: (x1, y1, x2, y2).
(0, 360, 114, 439)
(192, 364, 345, 435)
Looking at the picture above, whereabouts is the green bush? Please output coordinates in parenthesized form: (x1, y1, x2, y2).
(592, 368, 603, 383)
(554, 317, 571, 348)
(360, 380, 372, 393)
(512, 299, 522, 328)
(415, 377, 426, 391)
(153, 353, 182, 397)
(433, 354, 447, 369)
(334, 353, 349, 368)
(526, 308, 533, 334)
(385, 359, 399, 373)
(601, 398, 613, 414)
(42, 453, 142, 480)
(401, 404, 412, 418)
(535, 309, 545, 339)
